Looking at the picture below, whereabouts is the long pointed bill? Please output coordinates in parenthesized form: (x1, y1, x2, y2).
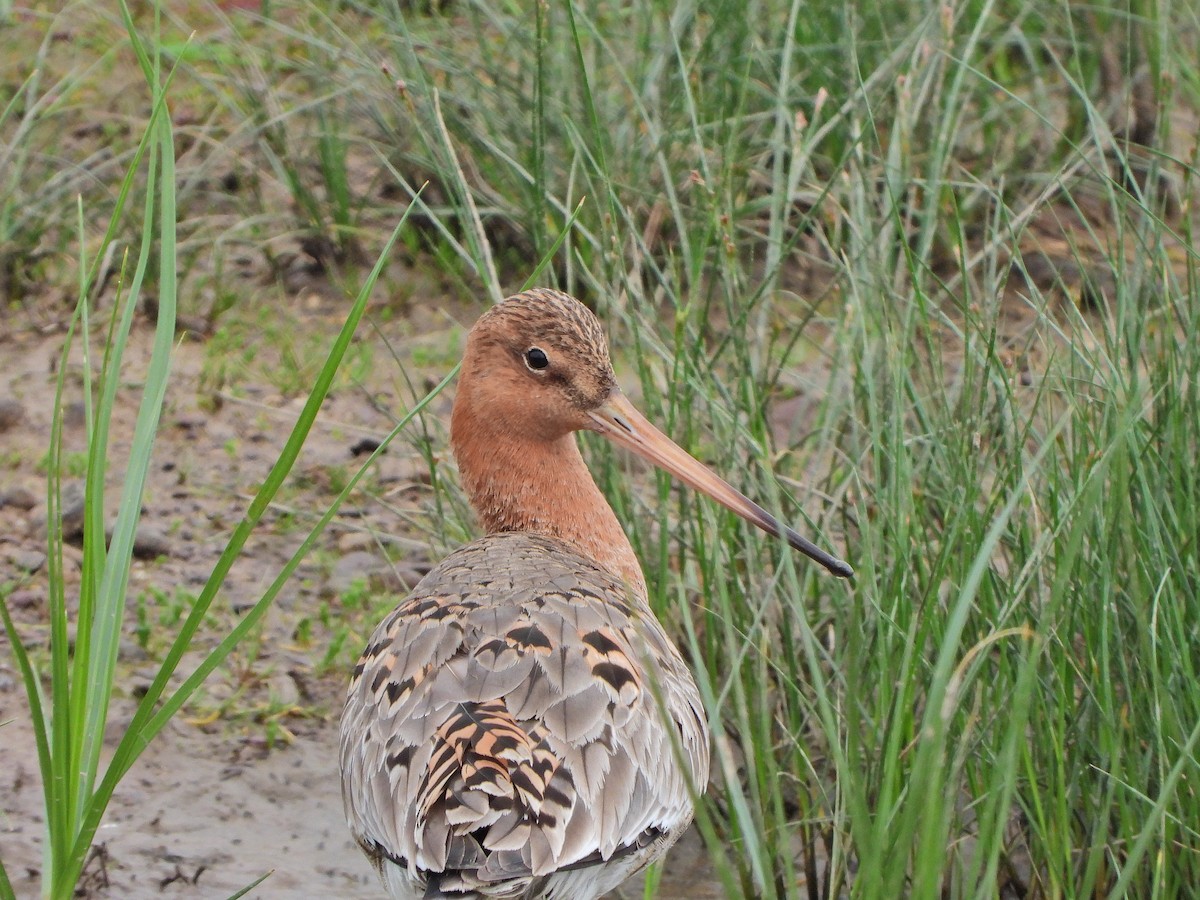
(588, 392, 853, 579)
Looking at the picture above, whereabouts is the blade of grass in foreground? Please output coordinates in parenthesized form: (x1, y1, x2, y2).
(0, 6, 182, 896)
(72, 66, 175, 844)
(67, 198, 420, 877)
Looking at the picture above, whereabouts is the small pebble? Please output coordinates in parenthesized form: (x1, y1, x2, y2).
(0, 486, 37, 510)
(0, 398, 24, 431)
(130, 525, 172, 560)
(63, 401, 87, 429)
(14, 550, 46, 573)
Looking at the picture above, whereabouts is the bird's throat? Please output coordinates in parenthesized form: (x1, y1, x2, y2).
(451, 406, 646, 600)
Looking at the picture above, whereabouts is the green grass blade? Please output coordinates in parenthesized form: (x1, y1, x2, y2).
(68, 204, 418, 870)
(0, 592, 53, 900)
(71, 26, 183, 853)
(224, 870, 273, 899)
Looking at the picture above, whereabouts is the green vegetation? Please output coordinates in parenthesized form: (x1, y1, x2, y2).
(1, 5, 415, 896)
(2, 0, 1197, 897)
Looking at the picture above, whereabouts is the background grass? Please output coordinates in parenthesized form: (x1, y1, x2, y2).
(2, 0, 1198, 897)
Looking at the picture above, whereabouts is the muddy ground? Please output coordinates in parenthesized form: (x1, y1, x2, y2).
(0, 293, 727, 899)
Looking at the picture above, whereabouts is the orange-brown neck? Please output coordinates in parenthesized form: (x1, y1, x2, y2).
(451, 393, 646, 600)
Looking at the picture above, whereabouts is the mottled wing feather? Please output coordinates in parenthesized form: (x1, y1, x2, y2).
(340, 532, 708, 898)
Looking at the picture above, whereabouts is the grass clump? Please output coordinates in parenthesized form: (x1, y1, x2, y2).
(306, 1, 1197, 896)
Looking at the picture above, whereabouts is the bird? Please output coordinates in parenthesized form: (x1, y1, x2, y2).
(340, 288, 852, 899)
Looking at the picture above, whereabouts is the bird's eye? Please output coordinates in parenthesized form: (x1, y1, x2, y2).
(524, 347, 550, 371)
